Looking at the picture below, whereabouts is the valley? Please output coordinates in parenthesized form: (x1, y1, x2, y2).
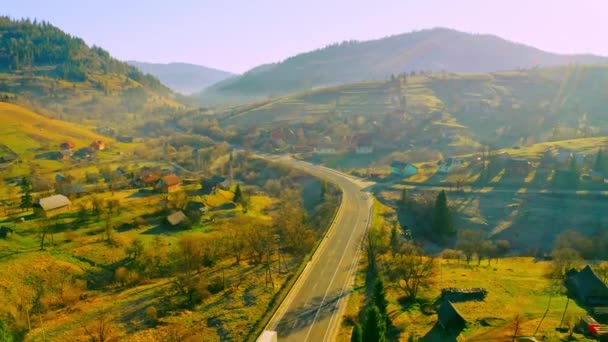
(1, 12, 608, 342)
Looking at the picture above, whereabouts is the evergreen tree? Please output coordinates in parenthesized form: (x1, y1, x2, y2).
(373, 277, 389, 323)
(20, 176, 32, 210)
(594, 148, 606, 173)
(390, 224, 400, 255)
(432, 190, 454, 239)
(363, 305, 387, 342)
(350, 322, 362, 342)
(568, 156, 580, 187)
(233, 184, 243, 203)
(400, 188, 408, 208)
(320, 180, 328, 201)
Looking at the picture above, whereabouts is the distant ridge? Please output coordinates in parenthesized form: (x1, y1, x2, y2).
(199, 27, 607, 105)
(128, 61, 235, 95)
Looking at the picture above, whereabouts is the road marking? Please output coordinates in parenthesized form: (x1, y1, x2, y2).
(303, 193, 365, 342)
(323, 194, 373, 342)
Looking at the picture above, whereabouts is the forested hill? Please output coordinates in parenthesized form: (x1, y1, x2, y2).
(0, 17, 183, 125)
(199, 27, 608, 105)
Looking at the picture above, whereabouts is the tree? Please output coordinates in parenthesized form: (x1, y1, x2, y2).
(37, 218, 51, 250)
(320, 181, 328, 201)
(373, 277, 389, 321)
(83, 312, 117, 342)
(550, 248, 583, 279)
(390, 224, 401, 256)
(389, 245, 436, 300)
(456, 229, 486, 264)
(20, 176, 33, 211)
(431, 191, 454, 240)
(399, 188, 408, 208)
(594, 148, 606, 173)
(555, 230, 595, 259)
(351, 322, 362, 342)
(363, 305, 386, 342)
(233, 184, 243, 203)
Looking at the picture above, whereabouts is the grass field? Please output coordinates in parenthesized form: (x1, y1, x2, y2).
(395, 258, 590, 341)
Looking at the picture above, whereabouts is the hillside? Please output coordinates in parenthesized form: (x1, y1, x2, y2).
(127, 61, 235, 95)
(198, 27, 608, 105)
(0, 101, 116, 177)
(0, 17, 184, 126)
(187, 64, 608, 158)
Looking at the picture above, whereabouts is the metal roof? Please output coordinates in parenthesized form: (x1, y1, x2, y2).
(36, 194, 71, 211)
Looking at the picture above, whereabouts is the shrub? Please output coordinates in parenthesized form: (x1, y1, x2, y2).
(145, 306, 158, 325)
(207, 277, 224, 294)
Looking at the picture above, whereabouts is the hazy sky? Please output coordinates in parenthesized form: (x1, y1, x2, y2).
(5, 0, 607, 73)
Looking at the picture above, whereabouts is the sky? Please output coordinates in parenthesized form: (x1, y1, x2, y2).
(5, 0, 608, 73)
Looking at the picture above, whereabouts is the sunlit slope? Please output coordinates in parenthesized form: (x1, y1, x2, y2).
(0, 102, 111, 155)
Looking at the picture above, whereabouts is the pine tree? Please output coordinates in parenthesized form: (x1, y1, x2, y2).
(20, 176, 32, 210)
(363, 305, 387, 342)
(320, 180, 328, 201)
(594, 148, 606, 173)
(373, 277, 389, 323)
(432, 190, 454, 239)
(350, 322, 362, 342)
(568, 156, 580, 187)
(390, 224, 400, 255)
(233, 184, 243, 203)
(400, 188, 408, 208)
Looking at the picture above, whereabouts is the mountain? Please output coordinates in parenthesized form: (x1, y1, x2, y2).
(0, 17, 183, 125)
(127, 61, 235, 95)
(199, 28, 608, 105)
(189, 64, 608, 154)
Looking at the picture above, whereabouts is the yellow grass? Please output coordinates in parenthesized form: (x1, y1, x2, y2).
(391, 257, 589, 341)
(0, 102, 112, 154)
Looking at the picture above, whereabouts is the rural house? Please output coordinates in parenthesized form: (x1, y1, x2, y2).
(59, 141, 75, 159)
(34, 194, 72, 218)
(390, 161, 418, 177)
(139, 166, 162, 186)
(167, 211, 187, 227)
(90, 140, 105, 151)
(201, 175, 230, 192)
(566, 265, 608, 306)
(505, 158, 532, 176)
(156, 174, 182, 193)
(437, 157, 464, 174)
(355, 134, 373, 154)
(437, 300, 467, 331)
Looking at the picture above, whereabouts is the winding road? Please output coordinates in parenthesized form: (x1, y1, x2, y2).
(261, 155, 374, 342)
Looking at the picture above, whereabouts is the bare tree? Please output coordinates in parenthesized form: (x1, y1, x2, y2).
(83, 312, 117, 342)
(550, 248, 583, 279)
(456, 229, 486, 264)
(389, 245, 437, 300)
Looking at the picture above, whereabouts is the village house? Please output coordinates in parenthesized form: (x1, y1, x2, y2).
(59, 141, 75, 159)
(505, 158, 532, 176)
(355, 134, 374, 154)
(316, 146, 337, 155)
(270, 131, 286, 146)
(437, 157, 464, 174)
(589, 171, 606, 182)
(156, 174, 182, 193)
(390, 161, 418, 177)
(90, 140, 106, 151)
(34, 194, 72, 218)
(566, 265, 608, 307)
(139, 166, 162, 186)
(437, 301, 467, 331)
(167, 211, 187, 227)
(201, 175, 230, 194)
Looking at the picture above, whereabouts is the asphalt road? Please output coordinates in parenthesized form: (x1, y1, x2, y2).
(263, 156, 374, 342)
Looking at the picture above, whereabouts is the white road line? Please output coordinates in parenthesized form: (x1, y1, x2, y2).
(302, 192, 364, 342)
